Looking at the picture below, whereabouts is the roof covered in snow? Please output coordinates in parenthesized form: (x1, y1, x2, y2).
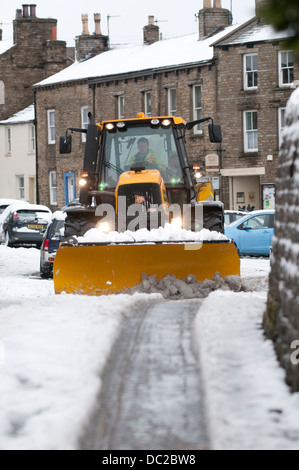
(212, 18, 295, 47)
(0, 105, 35, 125)
(34, 23, 242, 88)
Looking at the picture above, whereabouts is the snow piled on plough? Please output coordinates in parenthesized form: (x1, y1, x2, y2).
(76, 224, 229, 244)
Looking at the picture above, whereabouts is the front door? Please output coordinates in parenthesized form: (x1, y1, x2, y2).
(64, 172, 76, 205)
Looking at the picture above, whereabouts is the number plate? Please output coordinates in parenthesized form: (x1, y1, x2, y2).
(28, 225, 44, 230)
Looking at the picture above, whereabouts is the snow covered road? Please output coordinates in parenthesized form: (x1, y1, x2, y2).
(0, 246, 298, 450)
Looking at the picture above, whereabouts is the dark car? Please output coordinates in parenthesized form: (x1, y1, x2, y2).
(2, 204, 52, 248)
(40, 212, 66, 278)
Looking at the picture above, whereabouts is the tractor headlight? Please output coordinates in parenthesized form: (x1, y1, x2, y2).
(97, 221, 112, 234)
(79, 178, 88, 187)
(171, 217, 183, 229)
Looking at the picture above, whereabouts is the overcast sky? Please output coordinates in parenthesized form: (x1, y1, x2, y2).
(1, 0, 256, 46)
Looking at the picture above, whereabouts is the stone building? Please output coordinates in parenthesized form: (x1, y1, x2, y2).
(0, 4, 72, 121)
(33, 0, 297, 211)
(213, 16, 298, 210)
(264, 87, 299, 392)
(0, 105, 36, 202)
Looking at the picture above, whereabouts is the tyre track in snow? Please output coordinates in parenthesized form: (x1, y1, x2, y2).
(80, 299, 208, 451)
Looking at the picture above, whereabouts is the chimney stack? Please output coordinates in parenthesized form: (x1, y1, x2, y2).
(81, 14, 90, 35)
(198, 0, 231, 38)
(76, 12, 109, 62)
(255, 0, 267, 16)
(94, 13, 102, 35)
(143, 15, 160, 45)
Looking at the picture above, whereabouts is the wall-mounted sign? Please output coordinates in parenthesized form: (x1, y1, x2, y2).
(262, 184, 275, 209)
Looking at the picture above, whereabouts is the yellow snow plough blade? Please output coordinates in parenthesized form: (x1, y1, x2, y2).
(53, 241, 240, 296)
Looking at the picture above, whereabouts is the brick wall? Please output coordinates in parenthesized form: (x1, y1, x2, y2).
(264, 87, 299, 392)
(214, 42, 298, 207)
(0, 10, 71, 121)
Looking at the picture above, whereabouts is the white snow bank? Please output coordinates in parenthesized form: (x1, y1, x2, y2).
(77, 224, 228, 244)
(194, 291, 299, 450)
(0, 291, 160, 450)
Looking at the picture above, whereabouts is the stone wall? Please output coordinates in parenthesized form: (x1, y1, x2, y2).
(264, 87, 299, 392)
(0, 6, 71, 121)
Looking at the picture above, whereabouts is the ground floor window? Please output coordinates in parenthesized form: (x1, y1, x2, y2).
(18, 176, 25, 199)
(49, 171, 57, 206)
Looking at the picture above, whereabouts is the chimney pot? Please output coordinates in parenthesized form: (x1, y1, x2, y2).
(22, 4, 30, 18)
(213, 0, 222, 8)
(30, 4, 37, 18)
(94, 13, 102, 35)
(16, 9, 23, 19)
(148, 15, 155, 26)
(81, 13, 90, 35)
(203, 0, 212, 8)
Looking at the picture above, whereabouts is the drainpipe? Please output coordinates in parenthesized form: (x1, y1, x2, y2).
(33, 89, 39, 204)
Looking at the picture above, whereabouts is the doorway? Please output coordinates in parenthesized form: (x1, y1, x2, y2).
(64, 172, 76, 205)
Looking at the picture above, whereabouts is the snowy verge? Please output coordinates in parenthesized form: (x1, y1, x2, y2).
(194, 291, 299, 450)
(0, 292, 161, 450)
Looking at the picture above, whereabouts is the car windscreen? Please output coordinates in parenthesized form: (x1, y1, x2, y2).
(50, 220, 65, 239)
(0, 205, 9, 215)
(14, 210, 50, 223)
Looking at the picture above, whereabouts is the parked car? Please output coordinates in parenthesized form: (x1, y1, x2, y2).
(224, 210, 247, 227)
(1, 204, 52, 248)
(40, 211, 66, 278)
(224, 210, 275, 256)
(0, 199, 29, 215)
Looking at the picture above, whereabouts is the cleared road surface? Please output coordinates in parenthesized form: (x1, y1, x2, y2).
(81, 299, 208, 450)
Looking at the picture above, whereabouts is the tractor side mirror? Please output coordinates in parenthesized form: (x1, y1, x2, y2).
(59, 134, 72, 154)
(208, 123, 222, 143)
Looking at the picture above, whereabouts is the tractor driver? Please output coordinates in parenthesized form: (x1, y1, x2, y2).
(129, 137, 166, 174)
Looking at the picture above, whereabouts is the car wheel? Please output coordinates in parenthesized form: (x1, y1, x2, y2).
(4, 231, 12, 247)
(40, 264, 52, 279)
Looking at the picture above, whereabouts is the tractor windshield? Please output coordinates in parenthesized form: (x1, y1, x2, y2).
(101, 123, 184, 189)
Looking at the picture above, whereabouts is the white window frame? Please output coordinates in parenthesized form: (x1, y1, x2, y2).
(144, 91, 151, 117)
(47, 109, 56, 145)
(244, 110, 258, 153)
(244, 53, 258, 90)
(49, 171, 57, 206)
(168, 88, 177, 117)
(193, 85, 203, 134)
(278, 107, 286, 148)
(0, 80, 4, 105)
(279, 50, 294, 87)
(18, 176, 25, 200)
(29, 124, 35, 153)
(118, 95, 125, 119)
(6, 127, 11, 154)
(81, 106, 89, 143)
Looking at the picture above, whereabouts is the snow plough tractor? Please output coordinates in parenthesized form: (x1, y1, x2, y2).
(54, 113, 240, 295)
